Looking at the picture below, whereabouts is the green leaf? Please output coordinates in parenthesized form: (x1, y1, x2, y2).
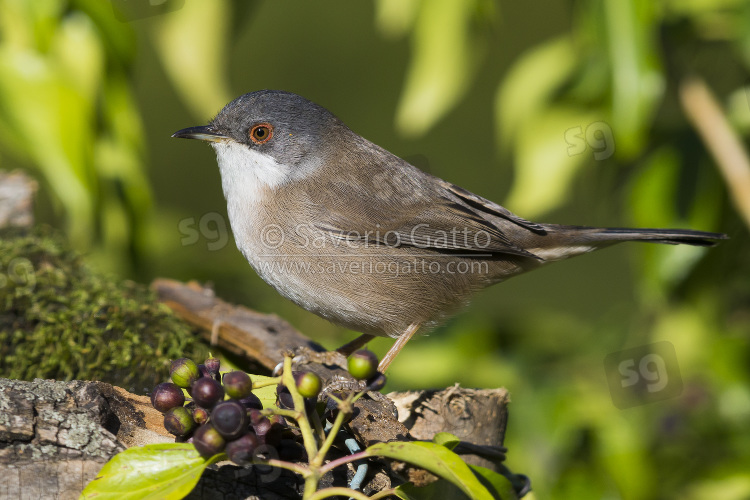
(504, 106, 597, 217)
(394, 0, 494, 137)
(364, 441, 495, 500)
(395, 479, 468, 500)
(432, 432, 460, 450)
(251, 373, 280, 409)
(154, 0, 233, 119)
(394, 465, 518, 500)
(495, 36, 577, 147)
(375, 0, 421, 39)
(603, 0, 663, 158)
(80, 443, 222, 500)
(469, 465, 518, 500)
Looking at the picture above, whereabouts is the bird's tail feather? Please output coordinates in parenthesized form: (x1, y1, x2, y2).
(585, 227, 727, 247)
(527, 225, 727, 262)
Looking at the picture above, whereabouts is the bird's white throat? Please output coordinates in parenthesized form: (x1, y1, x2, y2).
(210, 140, 290, 258)
(211, 141, 288, 204)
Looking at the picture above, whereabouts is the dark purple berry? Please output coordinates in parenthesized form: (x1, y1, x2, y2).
(247, 408, 265, 426)
(191, 377, 224, 409)
(164, 406, 196, 436)
(263, 417, 284, 447)
(204, 355, 220, 376)
(252, 415, 272, 436)
(238, 393, 263, 411)
(225, 432, 260, 465)
(151, 382, 185, 413)
(211, 401, 248, 440)
(197, 364, 211, 379)
(223, 371, 253, 400)
(276, 383, 294, 410)
(193, 424, 226, 458)
(296, 371, 322, 399)
(170, 358, 200, 388)
(366, 373, 387, 392)
(348, 350, 378, 380)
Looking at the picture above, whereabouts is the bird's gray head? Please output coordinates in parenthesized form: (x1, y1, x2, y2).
(172, 90, 348, 196)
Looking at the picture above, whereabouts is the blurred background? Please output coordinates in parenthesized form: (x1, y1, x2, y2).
(1, 0, 749, 498)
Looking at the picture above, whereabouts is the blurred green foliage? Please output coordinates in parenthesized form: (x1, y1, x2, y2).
(1, 1, 749, 499)
(0, 0, 152, 274)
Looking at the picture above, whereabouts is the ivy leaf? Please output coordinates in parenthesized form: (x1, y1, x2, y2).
(432, 432, 461, 450)
(364, 441, 497, 500)
(469, 465, 518, 500)
(394, 480, 468, 499)
(80, 443, 222, 500)
(393, 464, 517, 500)
(250, 373, 280, 409)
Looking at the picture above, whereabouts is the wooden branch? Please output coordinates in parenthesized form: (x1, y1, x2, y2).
(389, 385, 510, 483)
(0, 379, 126, 499)
(151, 278, 325, 371)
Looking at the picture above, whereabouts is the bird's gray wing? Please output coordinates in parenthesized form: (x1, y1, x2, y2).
(436, 179, 548, 234)
(311, 171, 541, 259)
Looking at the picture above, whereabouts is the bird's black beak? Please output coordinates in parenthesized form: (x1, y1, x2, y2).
(171, 125, 228, 143)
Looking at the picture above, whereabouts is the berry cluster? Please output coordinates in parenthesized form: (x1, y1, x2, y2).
(149, 350, 385, 466)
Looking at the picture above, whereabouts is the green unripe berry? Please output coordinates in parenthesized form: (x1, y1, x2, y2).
(164, 406, 196, 436)
(192, 406, 209, 425)
(348, 350, 379, 380)
(170, 358, 200, 388)
(296, 371, 322, 399)
(223, 371, 253, 399)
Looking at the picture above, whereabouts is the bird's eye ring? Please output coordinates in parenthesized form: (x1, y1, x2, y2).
(249, 123, 273, 144)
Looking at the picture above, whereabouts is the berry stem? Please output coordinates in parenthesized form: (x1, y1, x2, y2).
(303, 474, 319, 499)
(350, 389, 367, 405)
(318, 450, 369, 476)
(251, 377, 281, 389)
(253, 458, 310, 477)
(310, 409, 326, 442)
(282, 356, 318, 461)
(262, 407, 303, 421)
(312, 405, 351, 469)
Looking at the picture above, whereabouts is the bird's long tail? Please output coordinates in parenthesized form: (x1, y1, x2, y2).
(528, 225, 728, 261)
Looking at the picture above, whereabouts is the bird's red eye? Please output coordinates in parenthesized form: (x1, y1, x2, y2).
(250, 123, 273, 144)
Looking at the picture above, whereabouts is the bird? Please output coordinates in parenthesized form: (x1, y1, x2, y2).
(173, 90, 727, 372)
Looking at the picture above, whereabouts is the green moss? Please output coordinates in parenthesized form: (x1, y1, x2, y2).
(0, 226, 208, 394)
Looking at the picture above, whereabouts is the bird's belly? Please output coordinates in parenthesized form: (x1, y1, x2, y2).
(242, 239, 496, 337)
